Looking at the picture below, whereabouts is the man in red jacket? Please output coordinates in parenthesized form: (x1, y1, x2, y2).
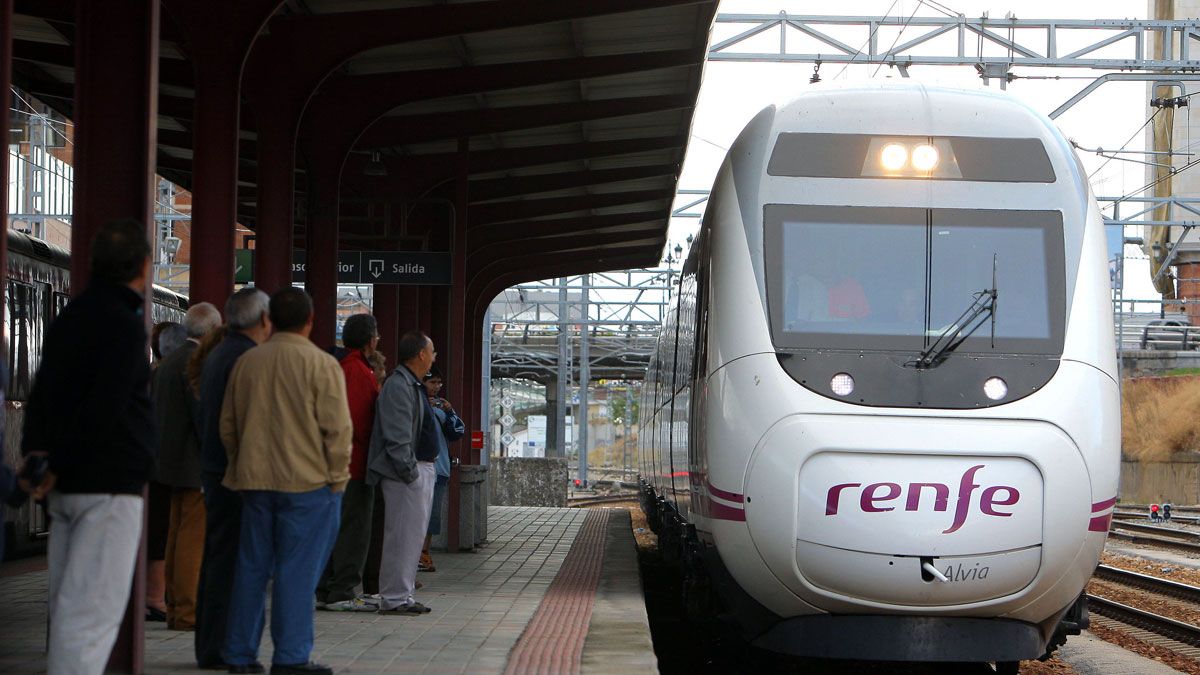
(315, 313, 381, 612)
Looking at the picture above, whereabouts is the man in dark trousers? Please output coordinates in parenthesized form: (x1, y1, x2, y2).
(21, 219, 156, 675)
(193, 287, 271, 671)
(316, 313, 381, 612)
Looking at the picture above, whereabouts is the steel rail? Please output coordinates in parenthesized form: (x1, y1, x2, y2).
(567, 494, 639, 507)
(1107, 530, 1200, 554)
(1094, 565, 1200, 605)
(1113, 510, 1200, 525)
(1086, 595, 1200, 648)
(1111, 521, 1200, 542)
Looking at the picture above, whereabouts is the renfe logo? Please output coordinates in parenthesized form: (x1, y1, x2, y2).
(824, 464, 1020, 534)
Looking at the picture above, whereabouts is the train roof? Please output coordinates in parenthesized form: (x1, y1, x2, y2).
(7, 229, 190, 309)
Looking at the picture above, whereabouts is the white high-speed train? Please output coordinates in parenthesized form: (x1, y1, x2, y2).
(640, 82, 1118, 672)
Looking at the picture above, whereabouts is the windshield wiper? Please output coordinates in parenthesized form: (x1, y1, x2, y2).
(912, 256, 999, 369)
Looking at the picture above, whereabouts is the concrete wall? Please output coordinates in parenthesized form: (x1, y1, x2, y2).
(489, 457, 569, 507)
(1120, 451, 1200, 504)
(1120, 350, 1200, 376)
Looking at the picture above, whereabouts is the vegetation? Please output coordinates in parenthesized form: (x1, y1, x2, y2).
(1122, 376, 1200, 461)
(1164, 367, 1200, 377)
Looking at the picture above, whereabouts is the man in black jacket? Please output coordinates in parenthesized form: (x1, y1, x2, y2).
(193, 287, 271, 672)
(21, 219, 155, 675)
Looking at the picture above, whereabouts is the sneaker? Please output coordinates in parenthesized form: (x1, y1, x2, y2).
(320, 598, 377, 612)
(314, 600, 326, 611)
(356, 593, 380, 607)
(418, 552, 435, 572)
(378, 602, 432, 615)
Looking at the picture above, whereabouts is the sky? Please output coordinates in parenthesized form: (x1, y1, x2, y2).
(668, 0, 1159, 299)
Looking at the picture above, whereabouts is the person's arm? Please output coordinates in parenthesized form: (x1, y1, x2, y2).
(376, 379, 418, 483)
(219, 364, 241, 474)
(316, 358, 353, 491)
(441, 405, 466, 442)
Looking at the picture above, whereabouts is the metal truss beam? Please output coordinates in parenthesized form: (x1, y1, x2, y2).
(709, 14, 1200, 71)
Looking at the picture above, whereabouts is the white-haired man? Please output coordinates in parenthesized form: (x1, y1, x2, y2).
(154, 301, 221, 631)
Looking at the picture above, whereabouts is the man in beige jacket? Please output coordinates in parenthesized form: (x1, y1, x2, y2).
(220, 288, 352, 675)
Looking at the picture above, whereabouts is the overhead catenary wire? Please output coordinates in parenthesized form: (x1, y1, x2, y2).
(872, 1, 925, 78)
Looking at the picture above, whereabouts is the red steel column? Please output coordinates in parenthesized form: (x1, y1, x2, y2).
(1, 0, 11, 313)
(71, 0, 159, 289)
(373, 285, 399, 369)
(250, 121, 296, 293)
(163, 1, 280, 305)
(445, 138, 470, 551)
(304, 166, 339, 348)
(72, 2, 159, 671)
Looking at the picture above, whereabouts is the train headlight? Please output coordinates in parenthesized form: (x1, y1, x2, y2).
(880, 143, 908, 171)
(830, 372, 855, 396)
(983, 377, 1008, 401)
(911, 144, 939, 171)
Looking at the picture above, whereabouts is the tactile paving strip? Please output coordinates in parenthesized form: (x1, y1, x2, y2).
(504, 508, 612, 675)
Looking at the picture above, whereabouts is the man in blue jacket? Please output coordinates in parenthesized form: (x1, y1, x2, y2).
(193, 287, 272, 671)
(419, 369, 464, 573)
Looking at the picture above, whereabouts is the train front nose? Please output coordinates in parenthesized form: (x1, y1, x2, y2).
(744, 414, 1088, 611)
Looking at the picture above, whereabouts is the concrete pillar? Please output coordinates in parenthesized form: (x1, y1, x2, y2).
(249, 122, 296, 293)
(1177, 261, 1200, 323)
(72, 4, 159, 669)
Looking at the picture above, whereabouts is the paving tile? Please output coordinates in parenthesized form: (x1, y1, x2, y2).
(0, 507, 590, 674)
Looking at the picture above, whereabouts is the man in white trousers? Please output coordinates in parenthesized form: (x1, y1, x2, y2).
(366, 330, 439, 615)
(20, 219, 157, 675)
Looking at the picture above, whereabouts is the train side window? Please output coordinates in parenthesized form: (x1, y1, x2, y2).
(7, 281, 35, 400)
(53, 292, 69, 316)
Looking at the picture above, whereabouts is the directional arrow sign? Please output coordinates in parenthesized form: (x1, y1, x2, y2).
(367, 258, 385, 279)
(236, 250, 452, 285)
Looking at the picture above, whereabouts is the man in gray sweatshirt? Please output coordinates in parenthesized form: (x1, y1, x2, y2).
(366, 330, 437, 614)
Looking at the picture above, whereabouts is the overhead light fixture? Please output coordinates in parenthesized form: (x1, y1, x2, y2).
(364, 151, 388, 177)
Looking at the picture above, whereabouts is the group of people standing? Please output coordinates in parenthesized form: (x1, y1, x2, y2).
(11, 220, 464, 675)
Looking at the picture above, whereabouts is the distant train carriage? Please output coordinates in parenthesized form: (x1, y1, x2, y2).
(2, 230, 188, 558)
(640, 82, 1118, 673)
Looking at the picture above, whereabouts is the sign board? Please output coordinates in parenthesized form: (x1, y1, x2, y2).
(527, 415, 547, 447)
(471, 431, 484, 450)
(234, 249, 452, 285)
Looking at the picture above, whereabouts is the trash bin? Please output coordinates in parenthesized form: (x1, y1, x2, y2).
(457, 464, 488, 550)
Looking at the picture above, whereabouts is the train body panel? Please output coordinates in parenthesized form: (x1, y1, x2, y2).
(2, 231, 188, 558)
(641, 82, 1117, 663)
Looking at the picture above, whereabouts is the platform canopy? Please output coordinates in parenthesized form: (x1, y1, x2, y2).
(11, 0, 716, 280)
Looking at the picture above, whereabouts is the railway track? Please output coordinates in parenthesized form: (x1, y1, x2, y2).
(1108, 520, 1200, 554)
(1094, 564, 1200, 604)
(1113, 510, 1200, 525)
(1112, 520, 1200, 541)
(1087, 595, 1200, 649)
(567, 493, 639, 507)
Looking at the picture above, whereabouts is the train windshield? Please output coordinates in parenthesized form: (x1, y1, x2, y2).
(765, 205, 1066, 354)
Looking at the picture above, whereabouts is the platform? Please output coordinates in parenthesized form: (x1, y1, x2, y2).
(0, 506, 655, 675)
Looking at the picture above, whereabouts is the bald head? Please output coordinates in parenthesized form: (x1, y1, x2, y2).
(184, 302, 222, 338)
